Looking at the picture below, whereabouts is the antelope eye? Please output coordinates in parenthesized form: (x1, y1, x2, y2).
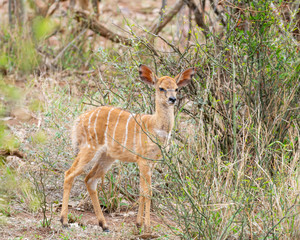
(159, 88, 166, 92)
(175, 88, 178, 92)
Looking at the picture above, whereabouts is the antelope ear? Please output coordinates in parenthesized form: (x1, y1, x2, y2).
(175, 68, 196, 88)
(139, 64, 157, 85)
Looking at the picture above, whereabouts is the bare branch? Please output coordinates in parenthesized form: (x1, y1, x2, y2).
(150, 0, 184, 35)
(46, 1, 59, 17)
(209, 0, 227, 26)
(159, 0, 167, 24)
(184, 0, 209, 38)
(75, 10, 132, 46)
(35, 0, 55, 17)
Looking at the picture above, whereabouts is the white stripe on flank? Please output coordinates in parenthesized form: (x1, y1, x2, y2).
(93, 108, 102, 144)
(133, 118, 137, 154)
(104, 108, 115, 145)
(123, 114, 133, 152)
(112, 110, 123, 146)
(139, 115, 144, 149)
(88, 109, 97, 143)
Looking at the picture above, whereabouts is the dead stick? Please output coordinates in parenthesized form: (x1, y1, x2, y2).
(75, 10, 132, 46)
(0, 149, 25, 158)
(150, 0, 184, 35)
(184, 0, 209, 38)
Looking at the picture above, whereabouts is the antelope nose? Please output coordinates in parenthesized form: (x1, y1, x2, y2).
(169, 96, 176, 103)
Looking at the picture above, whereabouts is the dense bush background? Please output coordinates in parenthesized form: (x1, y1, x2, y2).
(0, 0, 299, 239)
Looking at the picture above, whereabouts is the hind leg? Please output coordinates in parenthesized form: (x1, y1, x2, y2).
(60, 147, 96, 226)
(85, 154, 115, 231)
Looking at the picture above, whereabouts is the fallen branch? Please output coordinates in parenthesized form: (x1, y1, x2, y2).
(75, 10, 132, 46)
(0, 149, 24, 158)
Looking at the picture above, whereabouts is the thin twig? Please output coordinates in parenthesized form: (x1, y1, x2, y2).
(270, 2, 300, 47)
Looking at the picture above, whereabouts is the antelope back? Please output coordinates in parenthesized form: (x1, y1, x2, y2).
(72, 106, 156, 162)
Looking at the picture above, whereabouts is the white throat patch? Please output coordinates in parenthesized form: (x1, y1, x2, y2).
(154, 129, 170, 138)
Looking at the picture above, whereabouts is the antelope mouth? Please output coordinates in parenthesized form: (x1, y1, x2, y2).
(167, 100, 176, 105)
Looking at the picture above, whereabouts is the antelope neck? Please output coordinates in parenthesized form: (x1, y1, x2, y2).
(151, 100, 174, 133)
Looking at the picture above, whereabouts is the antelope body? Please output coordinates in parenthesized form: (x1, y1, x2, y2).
(60, 64, 195, 232)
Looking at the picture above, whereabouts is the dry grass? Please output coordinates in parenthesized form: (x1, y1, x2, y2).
(0, 0, 299, 239)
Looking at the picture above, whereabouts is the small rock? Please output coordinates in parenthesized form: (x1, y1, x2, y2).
(69, 222, 80, 228)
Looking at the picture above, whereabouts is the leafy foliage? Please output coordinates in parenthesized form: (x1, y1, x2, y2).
(0, 0, 299, 239)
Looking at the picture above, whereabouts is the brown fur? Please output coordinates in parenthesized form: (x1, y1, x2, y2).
(60, 64, 195, 233)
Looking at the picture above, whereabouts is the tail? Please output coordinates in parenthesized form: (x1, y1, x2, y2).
(71, 118, 80, 156)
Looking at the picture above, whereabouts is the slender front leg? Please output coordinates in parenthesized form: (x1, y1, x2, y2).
(144, 169, 152, 233)
(61, 167, 79, 226)
(61, 162, 85, 226)
(60, 148, 93, 226)
(137, 160, 152, 233)
(136, 185, 145, 229)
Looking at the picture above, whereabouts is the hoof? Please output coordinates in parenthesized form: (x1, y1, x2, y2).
(60, 217, 68, 228)
(144, 226, 151, 233)
(99, 221, 109, 232)
(136, 223, 142, 229)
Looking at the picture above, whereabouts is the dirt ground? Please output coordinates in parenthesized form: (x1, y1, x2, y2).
(1, 208, 175, 239)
